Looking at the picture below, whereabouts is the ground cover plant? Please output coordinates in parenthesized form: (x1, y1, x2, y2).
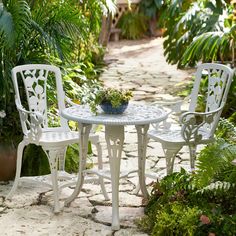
(138, 118, 236, 235)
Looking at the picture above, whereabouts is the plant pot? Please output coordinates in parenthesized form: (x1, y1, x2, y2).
(0, 144, 17, 181)
(100, 101, 128, 114)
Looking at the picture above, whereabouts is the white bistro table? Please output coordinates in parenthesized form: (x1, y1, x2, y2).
(61, 103, 168, 230)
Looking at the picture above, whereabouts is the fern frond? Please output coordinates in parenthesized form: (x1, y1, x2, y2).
(216, 118, 236, 142)
(196, 181, 235, 195)
(195, 139, 236, 187)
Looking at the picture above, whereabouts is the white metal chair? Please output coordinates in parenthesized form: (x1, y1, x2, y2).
(148, 63, 234, 175)
(7, 64, 108, 212)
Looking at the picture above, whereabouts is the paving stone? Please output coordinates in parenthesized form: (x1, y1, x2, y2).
(123, 143, 138, 152)
(0, 206, 113, 236)
(92, 206, 145, 228)
(119, 82, 139, 90)
(136, 85, 157, 93)
(114, 228, 148, 236)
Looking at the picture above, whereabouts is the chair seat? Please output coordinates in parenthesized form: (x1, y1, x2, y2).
(38, 130, 79, 146)
(148, 127, 213, 145)
(27, 130, 99, 147)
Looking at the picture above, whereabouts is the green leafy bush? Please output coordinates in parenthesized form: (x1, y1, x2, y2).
(138, 118, 236, 235)
(139, 0, 164, 19)
(118, 11, 148, 39)
(0, 0, 109, 175)
(152, 203, 201, 236)
(160, 0, 230, 67)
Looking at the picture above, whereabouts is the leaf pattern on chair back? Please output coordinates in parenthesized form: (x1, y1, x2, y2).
(21, 69, 49, 127)
(189, 64, 233, 113)
(12, 64, 69, 140)
(21, 69, 48, 126)
(206, 68, 229, 112)
(185, 63, 234, 143)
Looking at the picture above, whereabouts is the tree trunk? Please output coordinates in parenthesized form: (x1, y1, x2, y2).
(99, 15, 112, 46)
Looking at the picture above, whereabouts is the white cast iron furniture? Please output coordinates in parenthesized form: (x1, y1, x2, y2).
(148, 63, 234, 174)
(7, 64, 108, 212)
(61, 103, 168, 230)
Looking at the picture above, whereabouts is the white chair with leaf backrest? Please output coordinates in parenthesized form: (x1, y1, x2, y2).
(148, 63, 234, 175)
(7, 64, 109, 212)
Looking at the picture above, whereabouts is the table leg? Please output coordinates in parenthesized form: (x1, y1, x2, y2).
(105, 125, 124, 230)
(135, 124, 149, 199)
(64, 123, 92, 206)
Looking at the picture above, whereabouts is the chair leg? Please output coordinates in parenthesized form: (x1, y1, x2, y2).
(6, 141, 26, 199)
(58, 147, 67, 171)
(95, 142, 109, 201)
(163, 145, 182, 175)
(189, 145, 197, 171)
(133, 182, 140, 195)
(44, 148, 63, 213)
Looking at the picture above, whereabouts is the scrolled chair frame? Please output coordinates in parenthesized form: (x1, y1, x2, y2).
(148, 63, 234, 175)
(6, 64, 108, 213)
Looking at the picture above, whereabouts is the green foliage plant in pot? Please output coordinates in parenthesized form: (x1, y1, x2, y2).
(89, 87, 133, 114)
(0, 109, 21, 181)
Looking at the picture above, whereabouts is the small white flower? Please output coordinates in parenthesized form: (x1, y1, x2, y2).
(0, 110, 6, 118)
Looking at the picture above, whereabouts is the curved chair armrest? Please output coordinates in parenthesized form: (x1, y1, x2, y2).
(150, 106, 173, 131)
(15, 100, 44, 140)
(152, 99, 184, 113)
(150, 96, 189, 131)
(152, 95, 190, 112)
(65, 96, 100, 135)
(65, 96, 81, 107)
(180, 105, 224, 143)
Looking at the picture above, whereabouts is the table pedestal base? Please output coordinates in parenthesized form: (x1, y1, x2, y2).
(64, 123, 150, 231)
(105, 125, 124, 230)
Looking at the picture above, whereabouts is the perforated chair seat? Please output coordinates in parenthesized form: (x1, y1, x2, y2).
(148, 128, 214, 145)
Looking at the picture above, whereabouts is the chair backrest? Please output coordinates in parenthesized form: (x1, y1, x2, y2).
(181, 63, 234, 143)
(11, 64, 69, 136)
(189, 63, 234, 113)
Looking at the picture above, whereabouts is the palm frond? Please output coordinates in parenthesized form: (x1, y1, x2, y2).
(0, 0, 31, 48)
(181, 31, 231, 66)
(99, 0, 117, 16)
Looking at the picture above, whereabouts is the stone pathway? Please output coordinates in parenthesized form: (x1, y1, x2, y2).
(0, 38, 192, 236)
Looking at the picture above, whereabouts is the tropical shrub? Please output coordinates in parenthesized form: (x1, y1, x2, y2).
(0, 0, 114, 174)
(118, 10, 148, 39)
(161, 0, 234, 67)
(181, 2, 236, 67)
(138, 118, 236, 235)
(151, 203, 201, 236)
(158, 0, 236, 120)
(139, 0, 166, 36)
(139, 0, 164, 19)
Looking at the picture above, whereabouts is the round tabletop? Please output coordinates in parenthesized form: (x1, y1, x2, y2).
(61, 103, 169, 126)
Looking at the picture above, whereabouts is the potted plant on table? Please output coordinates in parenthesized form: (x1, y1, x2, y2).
(85, 87, 133, 114)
